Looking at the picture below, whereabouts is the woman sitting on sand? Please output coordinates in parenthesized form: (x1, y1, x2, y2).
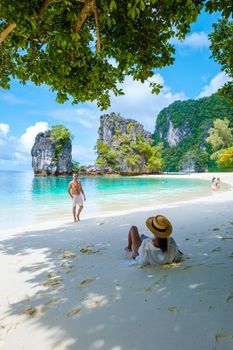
(125, 214, 183, 266)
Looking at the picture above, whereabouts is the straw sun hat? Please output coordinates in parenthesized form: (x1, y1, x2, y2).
(146, 215, 173, 238)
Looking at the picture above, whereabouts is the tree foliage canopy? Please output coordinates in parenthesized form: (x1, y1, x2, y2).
(206, 118, 233, 151)
(209, 18, 233, 101)
(1, 0, 231, 109)
(206, 117, 233, 168)
(216, 146, 233, 168)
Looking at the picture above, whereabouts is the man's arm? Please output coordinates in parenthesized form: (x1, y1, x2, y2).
(80, 182, 86, 201)
(68, 182, 73, 198)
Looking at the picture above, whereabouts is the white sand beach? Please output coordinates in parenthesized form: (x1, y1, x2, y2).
(0, 173, 233, 350)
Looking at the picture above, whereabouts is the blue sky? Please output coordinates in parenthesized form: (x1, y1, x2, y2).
(0, 11, 230, 171)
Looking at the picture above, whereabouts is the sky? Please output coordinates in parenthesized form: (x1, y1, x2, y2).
(0, 11, 231, 171)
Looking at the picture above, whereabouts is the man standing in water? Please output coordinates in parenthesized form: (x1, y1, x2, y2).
(68, 173, 86, 222)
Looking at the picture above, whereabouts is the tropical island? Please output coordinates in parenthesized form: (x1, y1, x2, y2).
(31, 93, 233, 176)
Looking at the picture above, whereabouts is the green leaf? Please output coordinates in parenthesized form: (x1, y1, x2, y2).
(110, 0, 117, 12)
(140, 1, 145, 10)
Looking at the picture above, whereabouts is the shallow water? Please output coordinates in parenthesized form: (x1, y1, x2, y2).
(0, 171, 228, 231)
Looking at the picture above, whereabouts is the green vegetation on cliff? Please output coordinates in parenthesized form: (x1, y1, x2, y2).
(96, 141, 119, 169)
(96, 122, 163, 173)
(153, 94, 233, 172)
(50, 124, 71, 142)
(49, 125, 71, 161)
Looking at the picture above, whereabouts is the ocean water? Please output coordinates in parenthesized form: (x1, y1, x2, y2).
(0, 171, 227, 231)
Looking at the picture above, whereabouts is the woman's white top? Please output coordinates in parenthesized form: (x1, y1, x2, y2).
(135, 237, 181, 266)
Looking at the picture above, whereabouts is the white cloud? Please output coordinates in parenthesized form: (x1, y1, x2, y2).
(0, 74, 187, 169)
(44, 73, 186, 133)
(20, 122, 49, 150)
(0, 93, 32, 105)
(0, 122, 49, 169)
(48, 108, 98, 128)
(197, 72, 231, 98)
(0, 133, 26, 162)
(0, 123, 10, 135)
(171, 31, 209, 49)
(46, 73, 186, 132)
(105, 74, 187, 130)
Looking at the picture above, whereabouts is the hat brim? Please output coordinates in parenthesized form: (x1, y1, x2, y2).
(146, 216, 172, 238)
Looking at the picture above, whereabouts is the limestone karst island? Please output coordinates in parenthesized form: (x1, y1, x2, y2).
(31, 94, 233, 176)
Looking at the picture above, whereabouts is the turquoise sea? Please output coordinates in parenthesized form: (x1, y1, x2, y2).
(0, 171, 227, 232)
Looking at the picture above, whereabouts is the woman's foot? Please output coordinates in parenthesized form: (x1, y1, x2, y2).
(124, 246, 131, 252)
(131, 252, 139, 259)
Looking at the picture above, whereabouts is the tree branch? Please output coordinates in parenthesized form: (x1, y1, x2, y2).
(0, 23, 17, 44)
(74, 0, 94, 33)
(74, 0, 101, 53)
(92, 0, 101, 54)
(36, 0, 51, 16)
(0, 0, 101, 52)
(0, 0, 52, 44)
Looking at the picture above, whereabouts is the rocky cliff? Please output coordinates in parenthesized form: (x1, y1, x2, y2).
(95, 113, 162, 174)
(153, 94, 233, 172)
(98, 113, 151, 146)
(31, 130, 72, 176)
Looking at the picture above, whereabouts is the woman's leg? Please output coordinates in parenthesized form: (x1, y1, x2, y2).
(127, 226, 142, 258)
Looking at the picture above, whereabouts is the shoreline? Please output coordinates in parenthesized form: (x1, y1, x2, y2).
(2, 172, 233, 236)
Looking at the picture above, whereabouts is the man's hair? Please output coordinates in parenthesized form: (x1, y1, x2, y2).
(73, 173, 78, 176)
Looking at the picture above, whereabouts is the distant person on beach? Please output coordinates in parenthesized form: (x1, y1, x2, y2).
(211, 177, 217, 190)
(68, 173, 86, 222)
(125, 215, 183, 266)
(211, 177, 220, 191)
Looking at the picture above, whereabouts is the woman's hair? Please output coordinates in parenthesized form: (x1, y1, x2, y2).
(158, 237, 168, 252)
